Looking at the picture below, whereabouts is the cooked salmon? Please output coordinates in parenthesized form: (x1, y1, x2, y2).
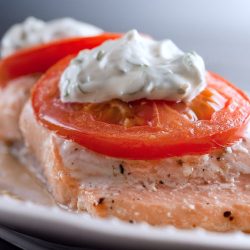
(0, 75, 39, 141)
(20, 101, 250, 232)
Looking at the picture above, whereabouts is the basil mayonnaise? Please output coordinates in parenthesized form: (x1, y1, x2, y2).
(1, 17, 103, 57)
(60, 30, 206, 103)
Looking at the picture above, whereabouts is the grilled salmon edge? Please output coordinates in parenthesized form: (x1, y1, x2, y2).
(19, 100, 250, 232)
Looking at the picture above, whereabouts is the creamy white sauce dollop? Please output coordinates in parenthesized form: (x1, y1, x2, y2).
(60, 30, 206, 103)
(1, 17, 103, 57)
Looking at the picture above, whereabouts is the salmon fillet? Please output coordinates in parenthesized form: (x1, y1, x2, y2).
(20, 101, 250, 232)
(0, 75, 39, 141)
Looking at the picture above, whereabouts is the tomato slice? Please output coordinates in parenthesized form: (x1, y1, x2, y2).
(0, 33, 121, 87)
(32, 55, 250, 160)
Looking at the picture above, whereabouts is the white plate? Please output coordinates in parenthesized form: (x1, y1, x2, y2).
(0, 195, 250, 250)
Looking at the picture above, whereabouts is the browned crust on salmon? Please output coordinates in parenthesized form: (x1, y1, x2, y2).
(20, 101, 250, 232)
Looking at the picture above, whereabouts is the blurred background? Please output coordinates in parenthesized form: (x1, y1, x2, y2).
(0, 0, 249, 89)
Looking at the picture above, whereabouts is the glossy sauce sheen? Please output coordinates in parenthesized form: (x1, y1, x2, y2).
(0, 142, 53, 205)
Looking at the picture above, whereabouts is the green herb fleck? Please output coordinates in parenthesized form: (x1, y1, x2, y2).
(96, 50, 105, 61)
(72, 58, 83, 64)
(177, 87, 186, 95)
(127, 85, 145, 96)
(131, 62, 149, 68)
(77, 83, 88, 94)
(64, 80, 71, 98)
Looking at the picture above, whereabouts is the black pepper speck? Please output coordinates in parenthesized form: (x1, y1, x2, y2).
(97, 197, 105, 205)
(223, 211, 232, 218)
(177, 159, 184, 166)
(119, 164, 124, 174)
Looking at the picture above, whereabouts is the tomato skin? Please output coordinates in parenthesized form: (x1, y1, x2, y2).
(0, 33, 121, 87)
(32, 56, 250, 160)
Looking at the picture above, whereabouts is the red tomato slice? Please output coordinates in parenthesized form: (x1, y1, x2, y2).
(0, 33, 121, 87)
(32, 55, 250, 160)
